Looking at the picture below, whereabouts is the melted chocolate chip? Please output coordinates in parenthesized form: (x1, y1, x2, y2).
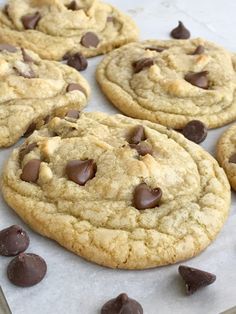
(66, 159, 97, 185)
(170, 21, 190, 39)
(66, 1, 80, 10)
(81, 32, 100, 48)
(229, 153, 236, 163)
(179, 265, 216, 295)
(145, 46, 166, 52)
(20, 159, 41, 183)
(133, 58, 154, 73)
(23, 122, 36, 137)
(21, 12, 41, 30)
(0, 43, 17, 53)
(66, 109, 80, 119)
(19, 142, 37, 163)
(101, 293, 143, 314)
(66, 83, 85, 94)
(192, 45, 205, 55)
(0, 225, 29, 256)
(182, 120, 207, 144)
(133, 183, 162, 210)
(67, 52, 88, 71)
(130, 142, 153, 156)
(128, 125, 146, 145)
(7, 253, 47, 287)
(185, 71, 209, 89)
(21, 48, 33, 62)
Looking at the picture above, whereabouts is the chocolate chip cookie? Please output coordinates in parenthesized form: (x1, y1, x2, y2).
(96, 38, 236, 129)
(2, 112, 230, 269)
(0, 44, 89, 147)
(0, 0, 139, 60)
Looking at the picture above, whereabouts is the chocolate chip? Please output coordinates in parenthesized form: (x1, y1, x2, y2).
(3, 5, 9, 16)
(21, 12, 41, 30)
(145, 46, 166, 52)
(66, 83, 85, 94)
(0, 43, 17, 53)
(192, 45, 205, 55)
(229, 153, 236, 163)
(20, 159, 41, 183)
(80, 32, 99, 48)
(66, 109, 80, 119)
(67, 52, 88, 71)
(44, 115, 50, 124)
(128, 125, 146, 145)
(101, 293, 143, 314)
(21, 48, 33, 62)
(66, 1, 80, 10)
(132, 58, 154, 73)
(179, 265, 216, 295)
(170, 21, 190, 39)
(107, 16, 115, 22)
(182, 120, 207, 144)
(7, 253, 47, 287)
(185, 71, 209, 89)
(23, 122, 36, 137)
(133, 183, 162, 210)
(0, 225, 29, 256)
(16, 65, 35, 79)
(66, 159, 97, 185)
(19, 142, 37, 163)
(130, 142, 153, 156)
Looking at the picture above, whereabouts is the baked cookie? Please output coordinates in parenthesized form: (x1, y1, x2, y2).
(2, 112, 230, 269)
(0, 0, 139, 60)
(216, 124, 236, 191)
(0, 43, 89, 147)
(96, 38, 236, 129)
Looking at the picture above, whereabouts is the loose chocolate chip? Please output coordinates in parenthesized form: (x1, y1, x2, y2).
(21, 48, 33, 62)
(66, 109, 80, 119)
(128, 125, 146, 145)
(170, 21, 190, 39)
(101, 293, 143, 314)
(21, 12, 41, 30)
(20, 159, 41, 183)
(133, 183, 162, 210)
(179, 265, 216, 295)
(0, 225, 29, 256)
(7, 253, 47, 287)
(23, 122, 36, 137)
(229, 153, 236, 163)
(80, 32, 100, 48)
(130, 142, 153, 156)
(19, 142, 37, 163)
(132, 58, 154, 73)
(66, 1, 80, 10)
(182, 120, 207, 144)
(0, 43, 17, 53)
(67, 52, 88, 71)
(185, 71, 209, 89)
(66, 83, 85, 94)
(66, 159, 97, 185)
(145, 46, 166, 52)
(192, 45, 205, 55)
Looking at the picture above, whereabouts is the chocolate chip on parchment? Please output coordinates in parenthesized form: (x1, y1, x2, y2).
(20, 159, 41, 183)
(81, 32, 99, 48)
(66, 159, 97, 185)
(21, 12, 41, 30)
(130, 142, 153, 156)
(7, 253, 47, 287)
(101, 293, 143, 314)
(229, 153, 236, 163)
(182, 120, 207, 144)
(0, 225, 29, 256)
(0, 43, 17, 53)
(19, 142, 37, 163)
(132, 58, 154, 73)
(66, 109, 80, 119)
(128, 125, 146, 145)
(21, 48, 33, 62)
(192, 45, 205, 55)
(66, 83, 85, 93)
(185, 71, 209, 89)
(67, 52, 88, 71)
(133, 183, 162, 210)
(178, 265, 216, 295)
(170, 21, 190, 39)
(66, 1, 80, 10)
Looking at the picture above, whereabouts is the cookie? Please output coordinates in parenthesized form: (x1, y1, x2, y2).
(0, 0, 139, 61)
(1, 112, 230, 269)
(216, 124, 236, 191)
(0, 44, 90, 147)
(96, 38, 236, 129)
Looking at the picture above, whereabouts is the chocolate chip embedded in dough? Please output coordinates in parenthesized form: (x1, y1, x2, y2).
(0, 43, 17, 53)
(67, 52, 88, 71)
(66, 109, 80, 119)
(21, 48, 33, 62)
(19, 142, 37, 163)
(66, 83, 85, 94)
(20, 159, 41, 183)
(132, 58, 154, 73)
(80, 32, 100, 48)
(66, 159, 97, 185)
(66, 1, 80, 10)
(21, 12, 41, 30)
(185, 71, 209, 89)
(130, 142, 153, 156)
(133, 183, 162, 210)
(192, 45, 205, 55)
(128, 125, 146, 145)
(229, 153, 236, 164)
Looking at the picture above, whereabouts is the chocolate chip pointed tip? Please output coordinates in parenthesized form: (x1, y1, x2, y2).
(21, 12, 41, 30)
(130, 142, 153, 156)
(101, 293, 143, 314)
(133, 183, 162, 210)
(0, 225, 29, 256)
(182, 120, 207, 144)
(185, 71, 209, 89)
(170, 21, 190, 39)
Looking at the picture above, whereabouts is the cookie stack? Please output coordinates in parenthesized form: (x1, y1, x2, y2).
(0, 0, 234, 299)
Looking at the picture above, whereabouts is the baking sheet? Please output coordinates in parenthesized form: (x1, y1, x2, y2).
(1, 0, 236, 313)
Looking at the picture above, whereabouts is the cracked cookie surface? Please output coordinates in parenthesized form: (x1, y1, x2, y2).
(0, 44, 90, 147)
(0, 0, 139, 60)
(96, 38, 236, 129)
(1, 112, 230, 269)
